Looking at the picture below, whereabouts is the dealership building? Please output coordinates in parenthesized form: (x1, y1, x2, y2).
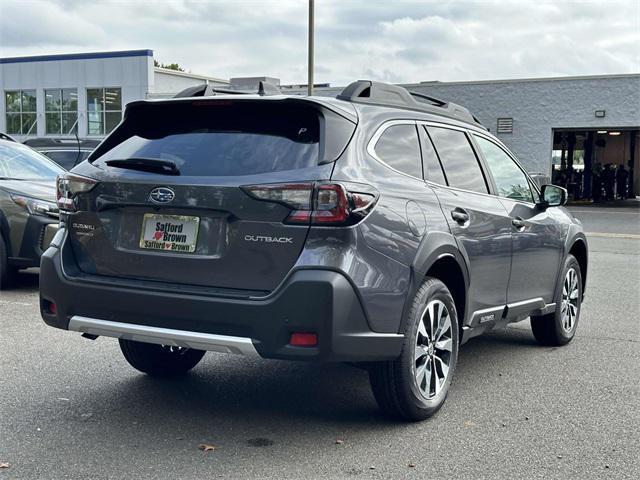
(0, 49, 228, 139)
(1, 49, 638, 198)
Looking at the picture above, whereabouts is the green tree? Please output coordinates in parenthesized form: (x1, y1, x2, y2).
(153, 60, 185, 72)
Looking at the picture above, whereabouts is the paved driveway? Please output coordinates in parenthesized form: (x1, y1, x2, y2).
(1, 207, 638, 479)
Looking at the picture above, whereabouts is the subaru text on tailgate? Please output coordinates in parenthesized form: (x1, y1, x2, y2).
(40, 81, 587, 421)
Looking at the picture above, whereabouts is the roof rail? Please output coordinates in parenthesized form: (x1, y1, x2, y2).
(173, 81, 281, 98)
(336, 80, 484, 128)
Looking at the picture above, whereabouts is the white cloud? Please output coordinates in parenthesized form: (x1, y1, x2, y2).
(0, 0, 638, 85)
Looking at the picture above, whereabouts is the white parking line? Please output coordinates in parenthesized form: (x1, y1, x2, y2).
(586, 232, 640, 239)
(0, 300, 33, 306)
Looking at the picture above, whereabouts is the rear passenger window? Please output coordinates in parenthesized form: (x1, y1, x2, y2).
(420, 126, 447, 185)
(427, 126, 488, 194)
(374, 124, 422, 178)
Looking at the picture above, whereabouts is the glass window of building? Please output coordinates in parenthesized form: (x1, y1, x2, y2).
(87, 87, 122, 135)
(45, 89, 78, 135)
(5, 90, 37, 135)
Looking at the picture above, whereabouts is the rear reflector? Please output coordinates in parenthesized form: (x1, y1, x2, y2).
(289, 332, 318, 347)
(43, 300, 57, 315)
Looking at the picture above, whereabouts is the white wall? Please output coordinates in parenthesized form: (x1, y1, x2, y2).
(152, 69, 229, 98)
(0, 52, 152, 139)
(153, 71, 205, 95)
(405, 75, 640, 176)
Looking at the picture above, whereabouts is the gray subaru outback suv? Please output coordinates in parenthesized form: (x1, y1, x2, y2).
(40, 81, 587, 421)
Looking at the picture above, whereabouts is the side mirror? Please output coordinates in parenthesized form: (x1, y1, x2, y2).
(529, 172, 550, 188)
(539, 184, 567, 208)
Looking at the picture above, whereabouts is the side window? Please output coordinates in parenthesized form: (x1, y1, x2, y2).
(374, 124, 422, 178)
(474, 135, 534, 203)
(427, 126, 488, 194)
(420, 126, 447, 185)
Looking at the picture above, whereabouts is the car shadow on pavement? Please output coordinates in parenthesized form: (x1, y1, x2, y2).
(52, 323, 546, 445)
(6, 268, 40, 291)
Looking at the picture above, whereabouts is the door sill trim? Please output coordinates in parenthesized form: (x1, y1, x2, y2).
(505, 297, 546, 318)
(469, 305, 505, 326)
(531, 302, 556, 316)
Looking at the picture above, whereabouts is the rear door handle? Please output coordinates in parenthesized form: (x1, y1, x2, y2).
(451, 208, 469, 224)
(511, 217, 526, 229)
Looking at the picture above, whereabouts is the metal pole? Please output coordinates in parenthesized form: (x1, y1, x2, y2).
(307, 0, 314, 96)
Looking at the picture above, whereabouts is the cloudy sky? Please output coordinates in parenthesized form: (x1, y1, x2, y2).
(0, 0, 638, 85)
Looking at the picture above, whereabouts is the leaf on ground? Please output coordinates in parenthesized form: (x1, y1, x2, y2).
(199, 443, 216, 452)
(408, 463, 416, 468)
(463, 420, 475, 427)
(0, 463, 9, 469)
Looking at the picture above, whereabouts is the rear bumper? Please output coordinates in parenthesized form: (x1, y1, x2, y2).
(39, 231, 403, 362)
(68, 316, 261, 356)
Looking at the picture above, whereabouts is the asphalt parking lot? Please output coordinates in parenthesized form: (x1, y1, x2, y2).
(1, 204, 639, 479)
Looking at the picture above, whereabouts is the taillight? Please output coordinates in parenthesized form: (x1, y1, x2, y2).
(56, 173, 98, 211)
(242, 182, 377, 226)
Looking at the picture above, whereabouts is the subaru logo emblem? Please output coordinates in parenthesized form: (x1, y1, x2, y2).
(149, 187, 175, 204)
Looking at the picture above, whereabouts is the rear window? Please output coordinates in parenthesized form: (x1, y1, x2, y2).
(43, 150, 84, 170)
(91, 102, 321, 176)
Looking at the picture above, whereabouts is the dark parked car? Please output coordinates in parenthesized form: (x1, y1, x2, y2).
(0, 139, 62, 288)
(23, 138, 100, 170)
(39, 81, 587, 420)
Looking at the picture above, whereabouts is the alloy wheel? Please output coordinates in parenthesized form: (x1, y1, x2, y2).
(413, 299, 453, 399)
(561, 267, 580, 333)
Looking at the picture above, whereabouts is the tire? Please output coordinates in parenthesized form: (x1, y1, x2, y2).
(530, 254, 582, 346)
(119, 339, 206, 377)
(0, 232, 16, 290)
(369, 277, 459, 421)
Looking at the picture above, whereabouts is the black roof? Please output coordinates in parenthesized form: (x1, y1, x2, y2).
(171, 79, 484, 129)
(337, 80, 485, 128)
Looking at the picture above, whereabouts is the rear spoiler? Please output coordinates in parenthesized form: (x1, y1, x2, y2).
(173, 81, 281, 98)
(92, 97, 358, 166)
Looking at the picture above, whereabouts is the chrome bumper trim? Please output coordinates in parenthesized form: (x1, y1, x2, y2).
(68, 316, 259, 356)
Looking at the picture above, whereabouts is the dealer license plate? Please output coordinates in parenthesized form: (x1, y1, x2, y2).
(139, 214, 200, 253)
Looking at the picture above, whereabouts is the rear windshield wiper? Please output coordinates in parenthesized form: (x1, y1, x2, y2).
(104, 158, 180, 176)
